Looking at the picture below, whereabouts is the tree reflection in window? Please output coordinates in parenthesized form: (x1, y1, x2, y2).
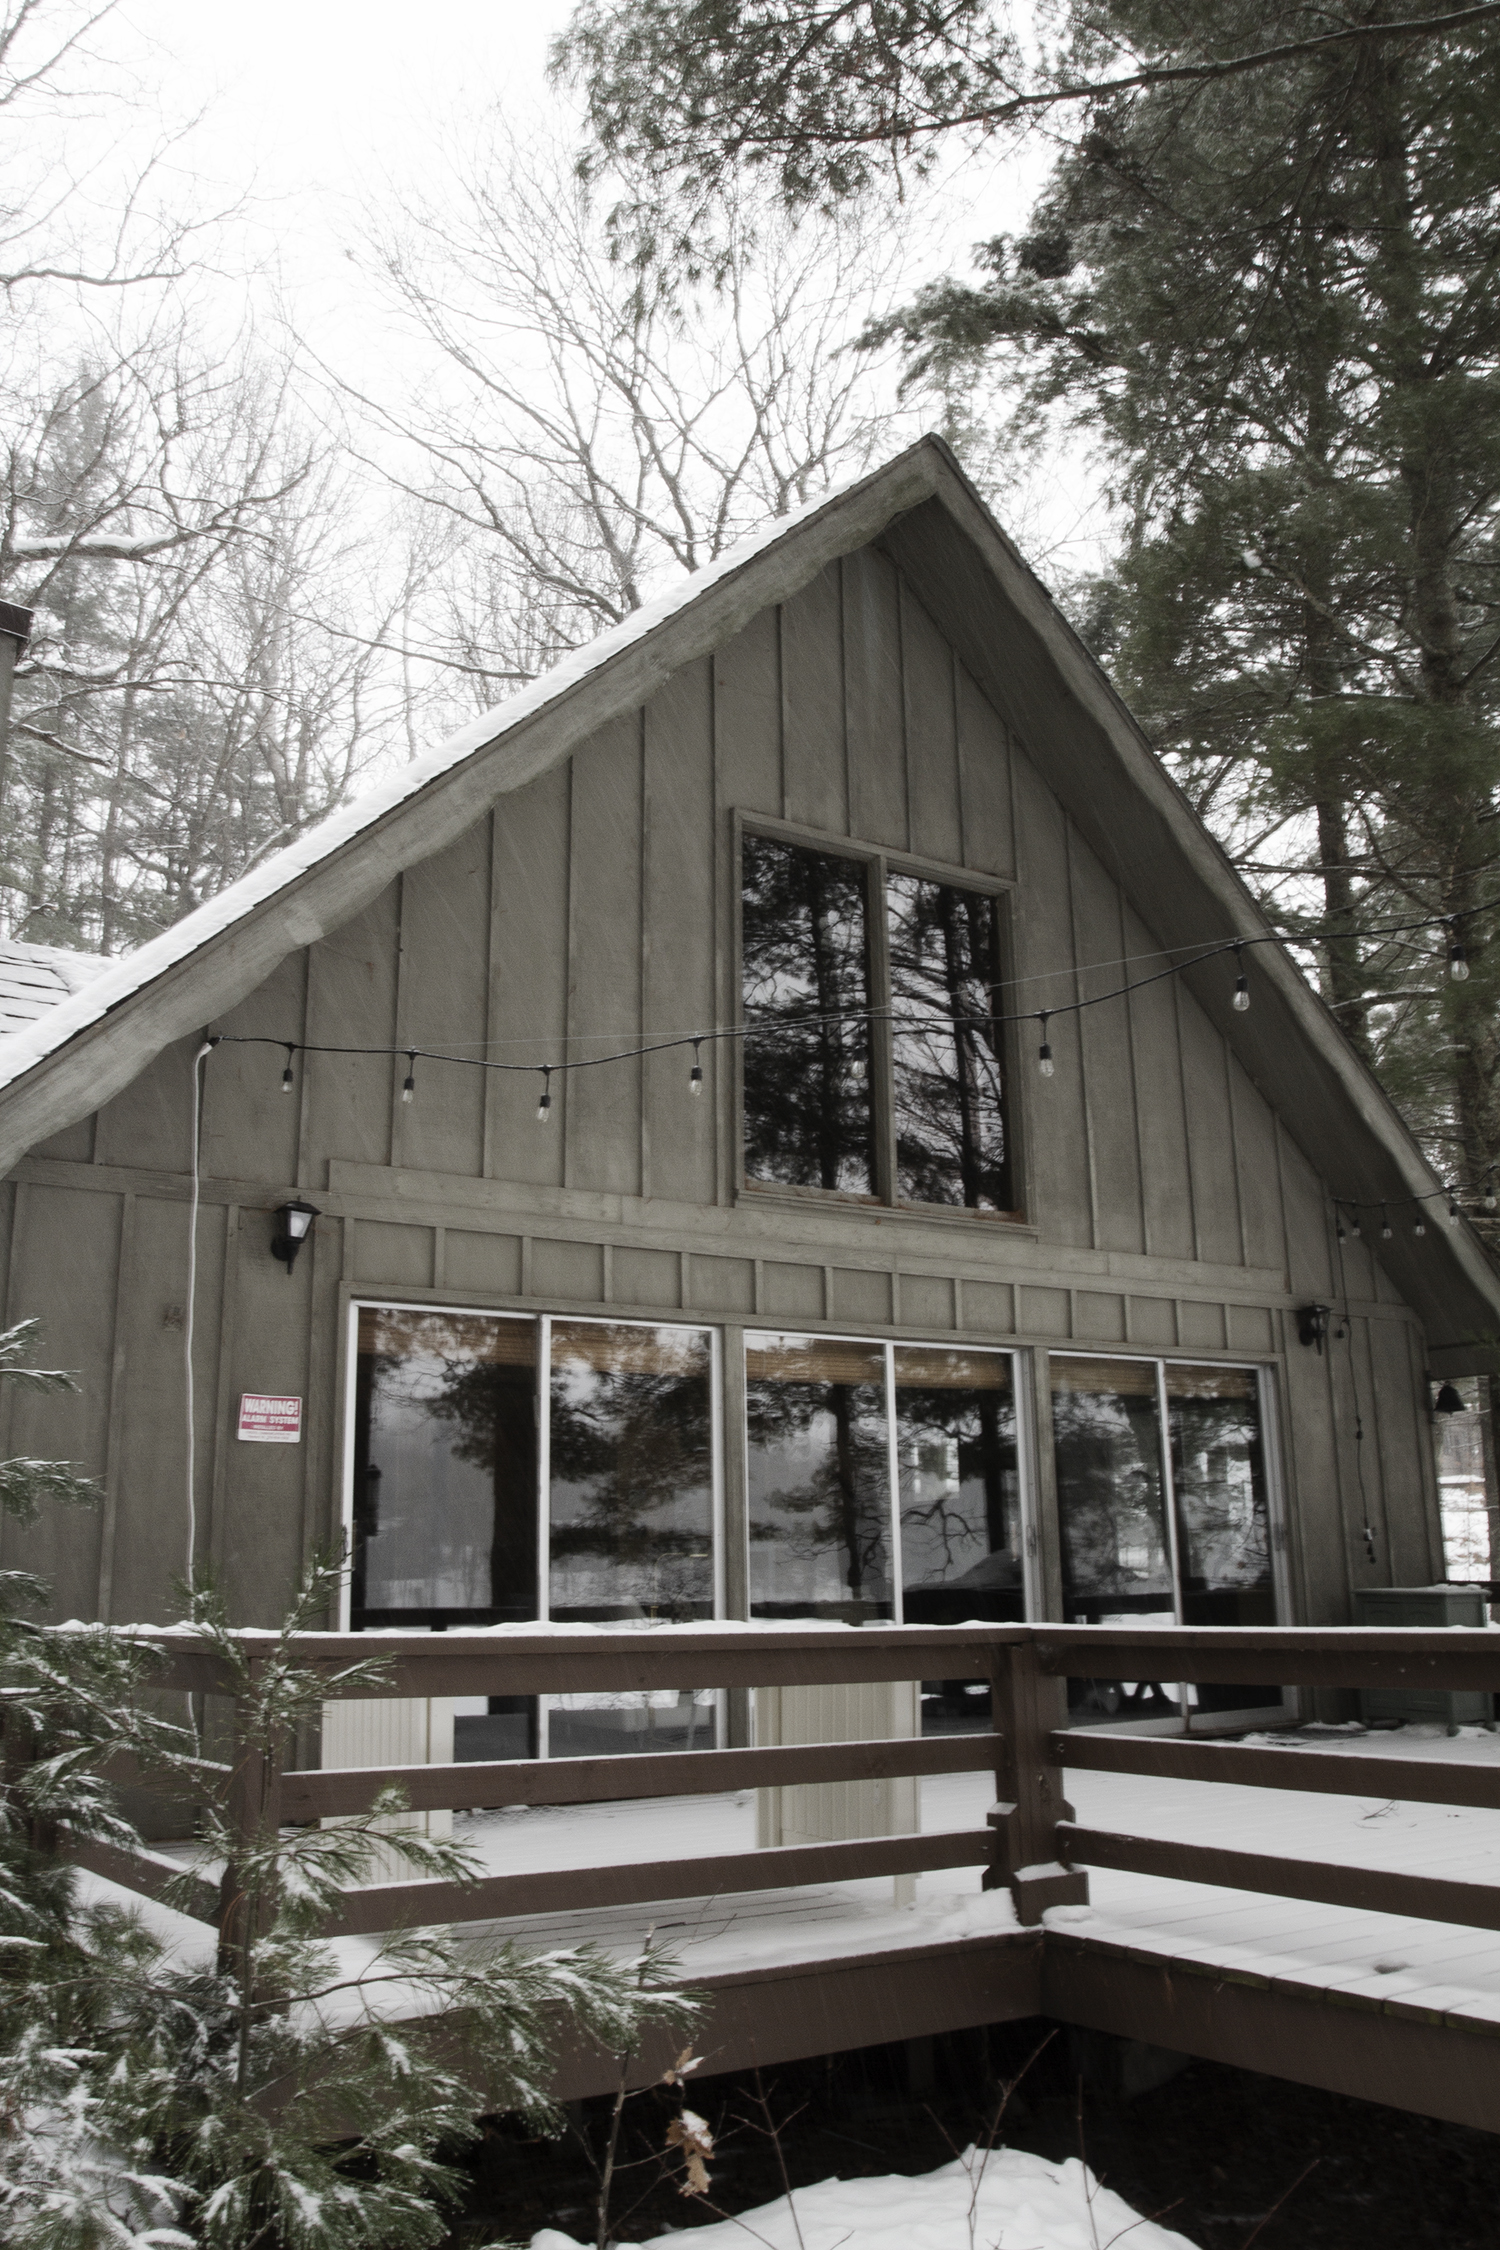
(547, 1320, 714, 1623)
(886, 873, 1009, 1209)
(1166, 1364, 1274, 1629)
(351, 1307, 537, 1628)
(741, 834, 875, 1194)
(746, 1333, 892, 1620)
(1050, 1356, 1174, 1616)
(895, 1347, 1023, 1625)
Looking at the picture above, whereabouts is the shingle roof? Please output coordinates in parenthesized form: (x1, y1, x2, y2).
(0, 939, 109, 1036)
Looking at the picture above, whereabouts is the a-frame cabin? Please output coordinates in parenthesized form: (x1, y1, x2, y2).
(0, 434, 1493, 1689)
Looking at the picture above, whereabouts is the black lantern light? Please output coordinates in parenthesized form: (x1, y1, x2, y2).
(1296, 1303, 1331, 1352)
(270, 1198, 320, 1275)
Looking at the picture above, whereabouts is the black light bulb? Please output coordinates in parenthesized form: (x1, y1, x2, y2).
(1232, 945, 1250, 1012)
(1381, 1210, 1393, 1240)
(537, 1069, 553, 1123)
(689, 1041, 703, 1098)
(281, 1046, 295, 1094)
(1414, 1217, 1426, 1237)
(401, 1052, 416, 1105)
(1038, 1015, 1054, 1078)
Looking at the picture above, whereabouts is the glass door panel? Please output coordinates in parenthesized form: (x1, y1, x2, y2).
(1051, 1354, 1181, 1719)
(746, 1332, 893, 1621)
(1166, 1362, 1275, 1713)
(351, 1306, 538, 1630)
(895, 1344, 1021, 1737)
(546, 1318, 716, 1758)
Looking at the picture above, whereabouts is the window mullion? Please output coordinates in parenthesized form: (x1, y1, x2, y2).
(867, 856, 897, 1203)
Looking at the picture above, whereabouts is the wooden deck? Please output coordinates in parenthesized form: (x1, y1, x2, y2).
(65, 1621, 1500, 2130)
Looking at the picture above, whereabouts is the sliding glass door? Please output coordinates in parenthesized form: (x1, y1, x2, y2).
(348, 1304, 719, 1759)
(1051, 1351, 1277, 1718)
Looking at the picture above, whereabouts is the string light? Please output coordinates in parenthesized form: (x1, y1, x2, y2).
(1381, 1209, 1393, 1240)
(1037, 1012, 1054, 1078)
(1413, 1216, 1426, 1236)
(689, 1039, 703, 1097)
(1232, 944, 1250, 1012)
(281, 1046, 295, 1095)
(401, 1052, 416, 1104)
(1449, 1188, 1462, 1225)
(1449, 924, 1470, 981)
(1487, 1172, 1497, 1214)
(1350, 1216, 1361, 1237)
(1335, 1213, 1348, 1243)
(537, 1066, 552, 1124)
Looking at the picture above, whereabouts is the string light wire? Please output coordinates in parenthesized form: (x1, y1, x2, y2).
(197, 890, 1500, 1226)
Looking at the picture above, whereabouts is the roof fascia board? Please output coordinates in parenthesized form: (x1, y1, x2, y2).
(878, 469, 1500, 1346)
(0, 445, 943, 1174)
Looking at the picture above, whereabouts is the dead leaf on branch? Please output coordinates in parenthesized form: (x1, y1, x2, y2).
(660, 2047, 703, 2085)
(666, 2106, 714, 2196)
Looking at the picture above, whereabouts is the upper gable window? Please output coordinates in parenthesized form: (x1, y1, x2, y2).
(741, 831, 1014, 1215)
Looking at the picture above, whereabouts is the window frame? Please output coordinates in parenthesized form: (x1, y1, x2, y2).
(340, 1298, 725, 1634)
(733, 812, 1026, 1223)
(1045, 1345, 1293, 1707)
(740, 1327, 1038, 1623)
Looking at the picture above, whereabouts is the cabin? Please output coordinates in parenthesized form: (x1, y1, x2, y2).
(0, 432, 1491, 1654)
(5, 437, 1500, 2128)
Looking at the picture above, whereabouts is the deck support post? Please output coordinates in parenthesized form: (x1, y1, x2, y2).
(985, 1639, 1089, 1925)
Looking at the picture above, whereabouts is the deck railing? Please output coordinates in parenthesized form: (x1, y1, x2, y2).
(51, 1621, 1500, 1944)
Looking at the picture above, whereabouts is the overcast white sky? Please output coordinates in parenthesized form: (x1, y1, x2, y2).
(107, 0, 1106, 573)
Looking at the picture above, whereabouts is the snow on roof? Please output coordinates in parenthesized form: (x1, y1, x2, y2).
(0, 938, 109, 1036)
(0, 466, 877, 1100)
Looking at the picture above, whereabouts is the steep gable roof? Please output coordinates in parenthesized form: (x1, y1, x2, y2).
(0, 435, 1494, 1361)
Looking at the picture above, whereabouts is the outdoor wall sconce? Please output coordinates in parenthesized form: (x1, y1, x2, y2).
(1433, 1381, 1467, 1415)
(1296, 1303, 1331, 1352)
(270, 1199, 320, 1275)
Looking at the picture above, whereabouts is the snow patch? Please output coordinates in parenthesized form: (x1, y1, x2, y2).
(529, 2149, 1197, 2250)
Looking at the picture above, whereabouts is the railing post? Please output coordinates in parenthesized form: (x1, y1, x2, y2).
(985, 1637, 1088, 1925)
(217, 1661, 284, 1972)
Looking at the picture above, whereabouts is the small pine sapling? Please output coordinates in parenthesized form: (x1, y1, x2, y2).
(76, 1554, 703, 2250)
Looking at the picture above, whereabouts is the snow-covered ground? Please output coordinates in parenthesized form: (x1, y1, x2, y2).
(530, 2149, 1197, 2250)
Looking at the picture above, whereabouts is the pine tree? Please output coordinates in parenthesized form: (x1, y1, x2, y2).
(0, 1436, 698, 2245)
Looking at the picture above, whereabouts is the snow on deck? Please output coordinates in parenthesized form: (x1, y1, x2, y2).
(88, 1725, 1500, 2042)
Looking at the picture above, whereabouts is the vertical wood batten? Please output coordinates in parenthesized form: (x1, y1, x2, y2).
(902, 579, 963, 866)
(97, 1188, 136, 1621)
(781, 564, 847, 836)
(564, 713, 644, 1198)
(643, 661, 716, 1211)
(391, 826, 490, 1179)
(205, 1202, 240, 1590)
(955, 659, 1014, 878)
(298, 885, 401, 1177)
(1011, 748, 1089, 1248)
(842, 546, 906, 849)
(486, 760, 571, 1191)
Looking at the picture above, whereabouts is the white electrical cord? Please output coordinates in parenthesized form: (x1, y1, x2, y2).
(185, 1040, 213, 1593)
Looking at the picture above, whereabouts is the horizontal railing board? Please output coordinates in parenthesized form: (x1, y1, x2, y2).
(325, 1827, 995, 1937)
(284, 1731, 1006, 1820)
(1055, 1731, 1500, 1809)
(139, 1630, 1008, 1700)
(59, 1830, 220, 1925)
(1035, 1628, 1500, 1692)
(1059, 1823, 1500, 1932)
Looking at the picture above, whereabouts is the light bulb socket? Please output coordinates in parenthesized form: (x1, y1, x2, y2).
(1450, 942, 1470, 981)
(401, 1052, 416, 1104)
(1233, 978, 1250, 1011)
(689, 1042, 703, 1096)
(537, 1068, 553, 1123)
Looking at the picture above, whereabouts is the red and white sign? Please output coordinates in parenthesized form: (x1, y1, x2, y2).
(237, 1393, 302, 1444)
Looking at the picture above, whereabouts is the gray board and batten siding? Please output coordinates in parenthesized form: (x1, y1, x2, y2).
(0, 527, 1444, 1637)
